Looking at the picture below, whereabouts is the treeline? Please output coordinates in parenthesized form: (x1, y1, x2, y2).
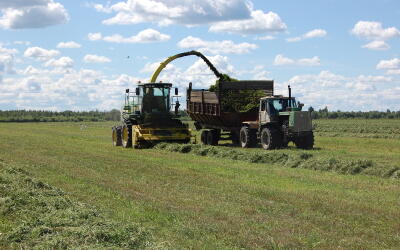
(309, 107, 400, 119)
(1, 108, 399, 122)
(0, 110, 121, 122)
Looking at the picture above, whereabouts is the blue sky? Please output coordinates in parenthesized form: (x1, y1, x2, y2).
(0, 0, 399, 111)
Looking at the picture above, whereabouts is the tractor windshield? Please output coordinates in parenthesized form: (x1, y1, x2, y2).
(268, 98, 297, 113)
(142, 87, 170, 113)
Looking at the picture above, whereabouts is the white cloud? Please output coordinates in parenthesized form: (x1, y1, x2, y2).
(102, 29, 170, 43)
(255, 35, 275, 40)
(14, 41, 31, 46)
(0, 54, 15, 74)
(44, 57, 74, 68)
(362, 40, 390, 50)
(304, 29, 327, 39)
(209, 10, 287, 35)
(0, 1, 49, 9)
(96, 0, 251, 27)
(0, 0, 69, 29)
(351, 21, 400, 41)
(88, 32, 102, 41)
(286, 29, 327, 42)
(282, 71, 399, 111)
(286, 37, 302, 43)
(56, 41, 82, 48)
(0, 46, 18, 55)
(24, 46, 60, 61)
(177, 36, 257, 54)
(274, 54, 320, 66)
(376, 58, 400, 70)
(83, 54, 111, 63)
(386, 69, 400, 75)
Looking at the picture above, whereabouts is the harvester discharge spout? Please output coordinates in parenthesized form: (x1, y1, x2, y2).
(150, 50, 223, 83)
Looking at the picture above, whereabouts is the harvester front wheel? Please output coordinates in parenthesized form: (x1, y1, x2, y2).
(122, 125, 132, 148)
(260, 127, 281, 150)
(112, 126, 122, 146)
(239, 126, 256, 148)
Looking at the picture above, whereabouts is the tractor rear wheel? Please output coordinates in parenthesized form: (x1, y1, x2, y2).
(239, 126, 256, 148)
(122, 124, 132, 148)
(295, 132, 314, 150)
(260, 127, 281, 150)
(112, 126, 122, 146)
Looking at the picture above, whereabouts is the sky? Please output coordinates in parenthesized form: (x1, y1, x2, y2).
(0, 0, 399, 111)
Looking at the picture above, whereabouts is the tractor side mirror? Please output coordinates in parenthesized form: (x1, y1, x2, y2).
(125, 89, 129, 93)
(175, 87, 178, 95)
(135, 87, 139, 95)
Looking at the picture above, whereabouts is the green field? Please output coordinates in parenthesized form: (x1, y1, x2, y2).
(0, 120, 399, 249)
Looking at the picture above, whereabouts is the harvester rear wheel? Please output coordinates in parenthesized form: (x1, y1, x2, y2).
(122, 124, 132, 148)
(239, 126, 256, 148)
(260, 127, 281, 150)
(112, 126, 122, 146)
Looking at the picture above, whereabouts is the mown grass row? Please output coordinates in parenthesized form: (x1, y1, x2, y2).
(155, 143, 400, 179)
(313, 119, 400, 139)
(0, 162, 154, 249)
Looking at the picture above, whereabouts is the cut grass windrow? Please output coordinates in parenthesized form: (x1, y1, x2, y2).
(0, 162, 155, 249)
(154, 143, 400, 179)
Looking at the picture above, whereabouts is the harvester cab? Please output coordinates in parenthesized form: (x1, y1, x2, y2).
(123, 83, 177, 118)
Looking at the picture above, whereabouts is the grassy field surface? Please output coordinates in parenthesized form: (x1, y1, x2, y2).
(0, 121, 399, 249)
(313, 119, 400, 139)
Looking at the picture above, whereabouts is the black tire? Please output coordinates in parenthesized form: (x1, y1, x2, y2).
(201, 130, 208, 145)
(112, 126, 122, 146)
(230, 131, 240, 145)
(260, 127, 281, 150)
(295, 132, 314, 150)
(121, 124, 132, 148)
(206, 130, 218, 146)
(239, 126, 256, 148)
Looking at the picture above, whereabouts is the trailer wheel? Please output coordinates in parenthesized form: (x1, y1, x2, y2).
(239, 126, 256, 148)
(260, 127, 280, 150)
(200, 130, 208, 145)
(122, 124, 132, 148)
(230, 131, 240, 145)
(295, 132, 314, 150)
(112, 126, 122, 146)
(206, 130, 218, 146)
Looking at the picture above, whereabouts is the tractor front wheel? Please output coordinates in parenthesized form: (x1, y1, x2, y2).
(260, 127, 281, 150)
(122, 125, 132, 148)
